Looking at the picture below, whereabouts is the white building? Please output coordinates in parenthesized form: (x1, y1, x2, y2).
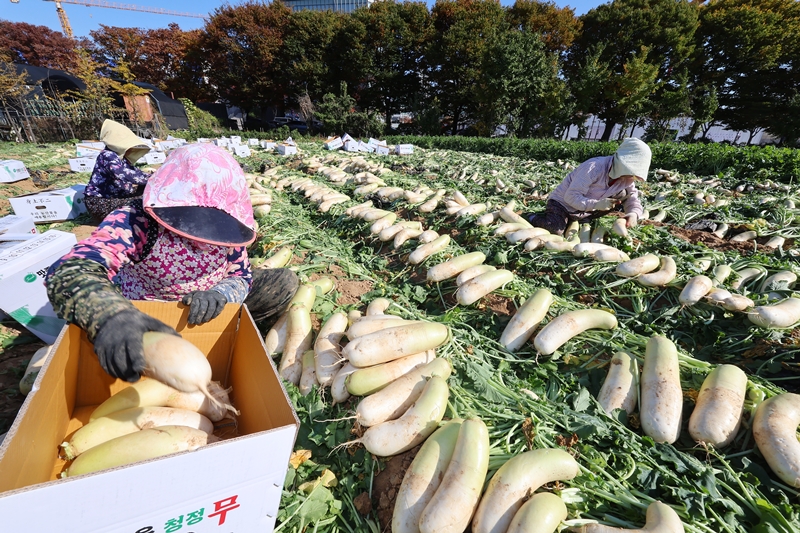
(283, 0, 375, 13)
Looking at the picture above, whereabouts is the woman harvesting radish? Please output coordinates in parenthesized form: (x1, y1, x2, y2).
(524, 138, 650, 235)
(46, 143, 298, 382)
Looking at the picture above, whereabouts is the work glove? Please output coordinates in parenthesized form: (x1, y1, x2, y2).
(625, 213, 639, 228)
(182, 290, 228, 325)
(594, 198, 615, 211)
(93, 309, 178, 382)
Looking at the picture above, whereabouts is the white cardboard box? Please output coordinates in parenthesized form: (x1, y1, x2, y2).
(230, 135, 242, 144)
(344, 139, 360, 152)
(0, 230, 76, 343)
(155, 140, 178, 151)
(0, 215, 38, 254)
(358, 141, 375, 153)
(368, 137, 383, 147)
(260, 140, 277, 150)
(215, 138, 231, 148)
(375, 144, 391, 156)
(144, 151, 167, 165)
(324, 137, 343, 150)
(68, 157, 95, 173)
(248, 138, 259, 146)
(341, 133, 355, 143)
(9, 185, 87, 223)
(277, 143, 297, 156)
(0, 160, 31, 183)
(233, 145, 252, 157)
(76, 143, 104, 158)
(0, 301, 300, 532)
(395, 144, 414, 155)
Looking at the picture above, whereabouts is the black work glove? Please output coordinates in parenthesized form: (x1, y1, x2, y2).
(181, 290, 228, 325)
(93, 309, 178, 382)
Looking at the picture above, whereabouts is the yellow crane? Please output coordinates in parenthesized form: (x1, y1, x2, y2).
(8, 0, 205, 38)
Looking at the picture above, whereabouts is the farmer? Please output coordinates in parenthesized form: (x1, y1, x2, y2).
(524, 138, 650, 235)
(46, 143, 299, 382)
(84, 119, 153, 222)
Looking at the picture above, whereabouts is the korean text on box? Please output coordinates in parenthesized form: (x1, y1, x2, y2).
(9, 185, 87, 223)
(0, 160, 30, 183)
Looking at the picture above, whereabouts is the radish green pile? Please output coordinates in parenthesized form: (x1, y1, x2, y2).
(244, 142, 800, 533)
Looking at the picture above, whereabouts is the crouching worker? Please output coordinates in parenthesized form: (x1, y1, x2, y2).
(84, 119, 153, 222)
(524, 138, 651, 235)
(46, 143, 299, 382)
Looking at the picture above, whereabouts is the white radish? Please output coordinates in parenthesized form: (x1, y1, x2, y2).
(471, 448, 579, 533)
(299, 350, 317, 396)
(678, 275, 713, 306)
(457, 203, 487, 217)
(759, 270, 797, 293)
(637, 256, 677, 287)
(748, 297, 800, 328)
(534, 310, 618, 356)
(456, 264, 496, 286)
(346, 350, 434, 396)
(574, 501, 684, 532)
(499, 206, 533, 227)
(343, 322, 449, 367)
(752, 393, 800, 487)
(258, 246, 293, 269)
(314, 312, 348, 387)
(506, 493, 567, 533)
(731, 230, 757, 242)
(366, 297, 392, 316)
(640, 336, 682, 444)
(346, 315, 409, 339)
(688, 364, 747, 448)
(353, 376, 449, 457)
(371, 213, 398, 234)
(500, 289, 554, 352)
(418, 230, 439, 243)
(427, 252, 486, 282)
(356, 358, 451, 427)
(572, 243, 613, 257)
(720, 294, 754, 312)
(495, 222, 529, 236)
(507, 227, 550, 243)
(597, 351, 638, 417)
(408, 235, 451, 264)
(616, 254, 661, 277)
(394, 228, 424, 249)
(279, 303, 313, 385)
(594, 248, 630, 262)
(611, 217, 628, 237)
(419, 418, 490, 533)
(331, 362, 358, 405)
(731, 267, 765, 291)
(392, 419, 462, 533)
(456, 269, 514, 305)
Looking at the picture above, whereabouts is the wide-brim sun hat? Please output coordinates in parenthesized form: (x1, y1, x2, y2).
(99, 119, 151, 164)
(142, 143, 256, 247)
(610, 138, 652, 181)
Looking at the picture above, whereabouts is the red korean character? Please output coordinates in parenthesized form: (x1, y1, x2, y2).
(208, 495, 240, 526)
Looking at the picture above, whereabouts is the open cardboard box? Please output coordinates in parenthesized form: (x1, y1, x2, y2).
(0, 301, 299, 532)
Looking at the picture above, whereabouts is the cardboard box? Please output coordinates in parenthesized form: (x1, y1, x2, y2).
(0, 230, 76, 343)
(324, 137, 343, 151)
(9, 185, 87, 223)
(197, 137, 213, 144)
(248, 138, 260, 146)
(341, 133, 355, 143)
(0, 160, 31, 183)
(144, 151, 167, 165)
(395, 144, 414, 155)
(375, 144, 391, 156)
(230, 135, 242, 144)
(0, 215, 38, 254)
(368, 137, 383, 147)
(68, 157, 95, 173)
(76, 143, 104, 158)
(260, 140, 277, 150)
(215, 138, 231, 148)
(155, 140, 178, 151)
(358, 141, 375, 153)
(0, 301, 300, 532)
(277, 143, 297, 156)
(344, 139, 360, 152)
(233, 145, 252, 157)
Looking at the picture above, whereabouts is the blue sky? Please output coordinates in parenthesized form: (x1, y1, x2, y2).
(3, 0, 604, 39)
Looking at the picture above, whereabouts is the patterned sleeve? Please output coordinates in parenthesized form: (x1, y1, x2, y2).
(209, 246, 253, 304)
(89, 150, 150, 197)
(45, 206, 152, 339)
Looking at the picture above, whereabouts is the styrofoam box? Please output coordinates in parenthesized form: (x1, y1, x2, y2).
(233, 145, 252, 157)
(324, 137, 343, 150)
(0, 301, 300, 532)
(277, 144, 297, 156)
(9, 185, 87, 223)
(260, 140, 277, 150)
(248, 139, 259, 146)
(68, 157, 95, 173)
(0, 160, 31, 183)
(375, 144, 391, 156)
(0, 230, 76, 343)
(395, 144, 414, 155)
(0, 215, 38, 254)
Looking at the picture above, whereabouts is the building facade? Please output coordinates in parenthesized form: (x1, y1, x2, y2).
(282, 0, 375, 13)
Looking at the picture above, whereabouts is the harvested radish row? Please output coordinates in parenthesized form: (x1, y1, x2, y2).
(688, 364, 747, 448)
(427, 252, 486, 282)
(640, 336, 682, 444)
(752, 393, 800, 487)
(637, 256, 677, 287)
(392, 419, 463, 533)
(456, 264, 497, 286)
(419, 418, 490, 533)
(616, 254, 660, 277)
(456, 269, 514, 305)
(471, 448, 578, 533)
(534, 309, 618, 356)
(500, 289, 554, 352)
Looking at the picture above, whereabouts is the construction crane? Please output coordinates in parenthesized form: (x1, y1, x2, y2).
(8, 0, 205, 38)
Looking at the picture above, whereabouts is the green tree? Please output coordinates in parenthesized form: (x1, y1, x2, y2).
(354, 1, 433, 131)
(566, 0, 699, 141)
(428, 0, 507, 135)
(0, 48, 35, 142)
(566, 44, 611, 139)
(506, 0, 581, 54)
(316, 81, 383, 138)
(686, 84, 718, 140)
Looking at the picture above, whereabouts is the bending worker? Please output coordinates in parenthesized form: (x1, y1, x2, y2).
(524, 138, 651, 235)
(47, 143, 299, 382)
(84, 119, 153, 222)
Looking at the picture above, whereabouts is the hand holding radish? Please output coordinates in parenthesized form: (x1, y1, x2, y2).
(625, 213, 638, 228)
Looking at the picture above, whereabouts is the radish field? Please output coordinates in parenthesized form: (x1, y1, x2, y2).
(2, 140, 800, 533)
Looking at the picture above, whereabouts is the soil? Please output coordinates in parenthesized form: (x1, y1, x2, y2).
(644, 221, 791, 255)
(324, 264, 374, 307)
(370, 445, 420, 532)
(0, 324, 46, 435)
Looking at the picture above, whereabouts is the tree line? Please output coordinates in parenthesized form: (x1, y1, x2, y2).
(2, 0, 800, 144)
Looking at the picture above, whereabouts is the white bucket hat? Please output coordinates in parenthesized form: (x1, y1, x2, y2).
(610, 138, 651, 180)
